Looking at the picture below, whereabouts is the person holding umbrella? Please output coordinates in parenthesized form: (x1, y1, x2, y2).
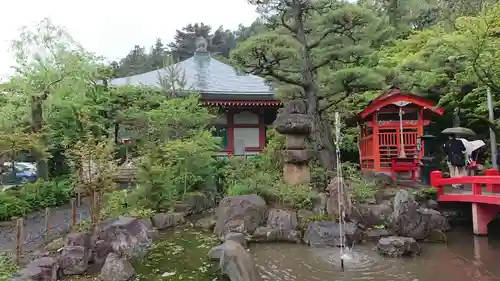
(443, 134, 467, 188)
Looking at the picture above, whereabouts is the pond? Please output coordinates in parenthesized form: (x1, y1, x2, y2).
(250, 224, 500, 281)
(132, 227, 222, 281)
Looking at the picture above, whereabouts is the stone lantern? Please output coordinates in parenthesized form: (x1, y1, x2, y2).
(274, 100, 315, 185)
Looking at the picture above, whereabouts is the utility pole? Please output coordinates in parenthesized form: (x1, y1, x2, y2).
(487, 87, 497, 168)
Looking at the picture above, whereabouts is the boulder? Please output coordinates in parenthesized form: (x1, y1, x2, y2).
(17, 257, 59, 281)
(353, 201, 393, 228)
(175, 193, 215, 215)
(374, 187, 399, 204)
(100, 253, 136, 281)
(208, 240, 262, 281)
(326, 178, 353, 219)
(391, 190, 450, 240)
(151, 212, 185, 230)
(252, 226, 301, 243)
(225, 232, 247, 247)
(364, 228, 391, 240)
(214, 195, 268, 239)
(91, 240, 113, 270)
(195, 215, 217, 231)
(377, 236, 420, 257)
(311, 192, 327, 215)
(65, 232, 92, 248)
(94, 217, 156, 258)
(267, 209, 298, 230)
(59, 246, 89, 275)
(303, 221, 361, 247)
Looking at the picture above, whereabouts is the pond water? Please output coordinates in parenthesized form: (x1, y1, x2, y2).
(132, 227, 221, 281)
(250, 223, 500, 281)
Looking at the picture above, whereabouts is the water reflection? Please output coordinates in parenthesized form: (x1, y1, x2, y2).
(250, 226, 500, 281)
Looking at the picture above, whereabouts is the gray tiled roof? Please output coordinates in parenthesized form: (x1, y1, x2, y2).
(109, 52, 275, 98)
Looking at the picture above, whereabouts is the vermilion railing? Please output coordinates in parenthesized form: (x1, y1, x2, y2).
(430, 169, 500, 197)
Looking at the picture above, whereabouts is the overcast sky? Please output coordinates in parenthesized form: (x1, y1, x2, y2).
(0, 0, 259, 81)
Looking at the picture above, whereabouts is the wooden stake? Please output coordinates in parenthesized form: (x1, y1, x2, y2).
(15, 218, 23, 265)
(71, 198, 77, 228)
(44, 207, 51, 242)
(77, 191, 81, 207)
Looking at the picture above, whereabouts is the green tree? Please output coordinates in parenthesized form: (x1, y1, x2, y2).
(232, 0, 390, 171)
(8, 18, 103, 179)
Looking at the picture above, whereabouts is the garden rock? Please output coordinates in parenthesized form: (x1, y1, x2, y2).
(311, 192, 327, 215)
(353, 201, 393, 228)
(303, 221, 361, 247)
(252, 226, 301, 243)
(91, 240, 113, 270)
(65, 232, 92, 248)
(16, 257, 59, 281)
(151, 212, 185, 230)
(364, 228, 391, 240)
(225, 232, 247, 246)
(377, 236, 420, 257)
(326, 178, 353, 219)
(195, 215, 217, 231)
(214, 194, 268, 239)
(208, 240, 262, 281)
(391, 190, 450, 240)
(59, 246, 89, 275)
(176, 193, 215, 215)
(100, 253, 136, 281)
(94, 216, 155, 258)
(266, 208, 298, 230)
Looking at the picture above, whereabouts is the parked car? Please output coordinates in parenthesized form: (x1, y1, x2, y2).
(1, 162, 37, 185)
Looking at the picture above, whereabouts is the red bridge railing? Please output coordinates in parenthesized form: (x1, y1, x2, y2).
(430, 169, 500, 204)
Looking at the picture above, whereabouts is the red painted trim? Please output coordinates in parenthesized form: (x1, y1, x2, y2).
(203, 99, 282, 107)
(227, 110, 234, 154)
(258, 110, 266, 150)
(219, 109, 265, 154)
(359, 93, 444, 119)
(430, 170, 500, 205)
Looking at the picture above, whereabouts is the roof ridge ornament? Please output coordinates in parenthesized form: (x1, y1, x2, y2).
(195, 36, 208, 54)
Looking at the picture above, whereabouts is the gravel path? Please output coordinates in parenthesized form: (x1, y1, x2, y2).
(0, 198, 91, 253)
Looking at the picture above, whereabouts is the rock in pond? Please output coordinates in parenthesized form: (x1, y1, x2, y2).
(208, 240, 262, 281)
(100, 253, 136, 281)
(303, 221, 361, 247)
(391, 190, 450, 240)
(364, 228, 391, 240)
(225, 232, 247, 246)
(252, 226, 302, 243)
(174, 192, 215, 215)
(214, 194, 268, 239)
(377, 236, 420, 257)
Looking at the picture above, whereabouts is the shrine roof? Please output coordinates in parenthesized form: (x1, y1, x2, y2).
(358, 87, 444, 119)
(108, 51, 276, 101)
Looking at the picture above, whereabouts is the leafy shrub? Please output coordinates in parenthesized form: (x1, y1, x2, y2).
(135, 131, 220, 212)
(0, 178, 74, 221)
(0, 193, 29, 220)
(101, 189, 154, 219)
(0, 252, 18, 281)
(350, 180, 377, 204)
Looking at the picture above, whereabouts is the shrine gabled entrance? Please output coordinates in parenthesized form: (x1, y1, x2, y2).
(357, 87, 444, 173)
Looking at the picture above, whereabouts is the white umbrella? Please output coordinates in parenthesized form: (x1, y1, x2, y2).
(459, 138, 486, 156)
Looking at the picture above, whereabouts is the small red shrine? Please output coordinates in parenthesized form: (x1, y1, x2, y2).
(357, 87, 444, 175)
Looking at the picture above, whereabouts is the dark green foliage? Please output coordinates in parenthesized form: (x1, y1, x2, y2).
(0, 178, 74, 221)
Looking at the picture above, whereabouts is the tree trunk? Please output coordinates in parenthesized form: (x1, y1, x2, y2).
(293, 1, 337, 172)
(30, 95, 49, 180)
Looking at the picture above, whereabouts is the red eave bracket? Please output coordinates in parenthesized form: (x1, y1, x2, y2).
(202, 100, 282, 107)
